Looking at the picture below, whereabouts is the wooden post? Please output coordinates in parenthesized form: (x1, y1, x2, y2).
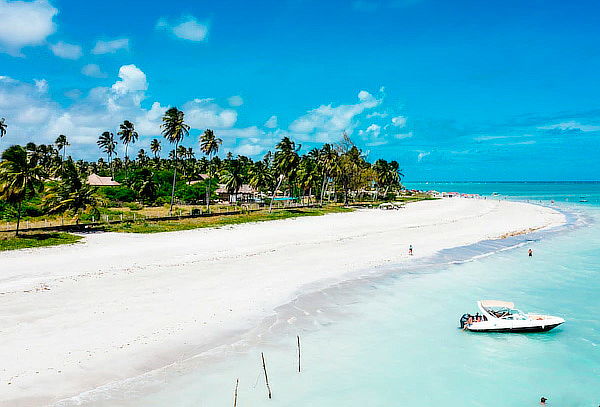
(261, 352, 272, 399)
(297, 335, 301, 373)
(233, 378, 239, 407)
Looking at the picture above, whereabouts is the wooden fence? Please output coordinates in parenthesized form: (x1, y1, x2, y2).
(2, 202, 318, 234)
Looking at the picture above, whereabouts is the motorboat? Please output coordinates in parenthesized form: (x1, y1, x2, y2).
(459, 300, 565, 333)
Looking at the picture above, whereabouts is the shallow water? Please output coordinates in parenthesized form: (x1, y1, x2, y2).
(57, 184, 600, 407)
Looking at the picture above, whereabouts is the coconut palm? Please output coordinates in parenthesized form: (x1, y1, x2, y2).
(318, 143, 338, 205)
(150, 138, 161, 160)
(248, 159, 273, 193)
(55, 134, 69, 172)
(220, 159, 245, 203)
(97, 131, 117, 179)
(200, 129, 222, 211)
(269, 137, 300, 212)
(43, 160, 103, 224)
(161, 107, 190, 215)
(0, 145, 46, 236)
(117, 120, 138, 181)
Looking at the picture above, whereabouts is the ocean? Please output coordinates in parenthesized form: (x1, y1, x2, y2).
(58, 182, 600, 407)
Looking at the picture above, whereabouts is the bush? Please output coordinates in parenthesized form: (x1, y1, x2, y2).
(98, 186, 137, 203)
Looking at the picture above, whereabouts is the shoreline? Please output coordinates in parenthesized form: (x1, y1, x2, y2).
(0, 198, 566, 407)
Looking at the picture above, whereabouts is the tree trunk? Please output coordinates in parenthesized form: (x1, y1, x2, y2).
(206, 157, 211, 212)
(15, 201, 22, 237)
(125, 144, 129, 181)
(269, 175, 284, 213)
(319, 173, 327, 206)
(169, 142, 178, 216)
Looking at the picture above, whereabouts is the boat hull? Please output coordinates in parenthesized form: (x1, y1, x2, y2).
(467, 322, 563, 333)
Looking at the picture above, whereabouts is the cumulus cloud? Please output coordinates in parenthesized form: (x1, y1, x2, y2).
(288, 90, 382, 142)
(264, 115, 278, 128)
(111, 64, 148, 94)
(183, 98, 237, 129)
(0, 65, 248, 159)
(156, 15, 209, 42)
(391, 115, 407, 127)
(91, 38, 129, 54)
(365, 123, 381, 137)
(50, 41, 82, 59)
(81, 63, 107, 78)
(0, 0, 57, 55)
(227, 95, 244, 107)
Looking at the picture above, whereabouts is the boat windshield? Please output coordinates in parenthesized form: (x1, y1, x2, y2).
(484, 307, 526, 319)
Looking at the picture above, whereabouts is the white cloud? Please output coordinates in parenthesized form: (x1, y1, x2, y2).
(538, 121, 600, 132)
(91, 38, 129, 55)
(81, 63, 107, 78)
(227, 95, 244, 107)
(393, 132, 413, 139)
(156, 15, 209, 42)
(34, 78, 48, 93)
(183, 98, 237, 129)
(365, 123, 381, 137)
(417, 151, 430, 162)
(289, 90, 382, 141)
(264, 115, 278, 128)
(366, 112, 388, 118)
(0, 0, 57, 56)
(50, 41, 82, 59)
(111, 64, 148, 94)
(391, 115, 406, 127)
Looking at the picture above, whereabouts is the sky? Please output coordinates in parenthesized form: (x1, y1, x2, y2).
(1, 0, 599, 181)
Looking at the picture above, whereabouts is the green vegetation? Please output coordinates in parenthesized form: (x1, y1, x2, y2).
(0, 109, 415, 237)
(105, 206, 353, 233)
(0, 232, 82, 251)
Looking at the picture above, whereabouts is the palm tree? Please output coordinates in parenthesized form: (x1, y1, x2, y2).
(0, 117, 7, 140)
(55, 134, 69, 172)
(161, 107, 190, 215)
(97, 132, 117, 179)
(270, 137, 300, 212)
(248, 159, 273, 193)
(199, 129, 222, 211)
(220, 160, 245, 203)
(43, 160, 103, 224)
(318, 143, 338, 205)
(0, 145, 45, 236)
(150, 138, 161, 160)
(117, 120, 138, 181)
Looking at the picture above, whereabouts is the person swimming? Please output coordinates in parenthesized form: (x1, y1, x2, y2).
(528, 249, 533, 257)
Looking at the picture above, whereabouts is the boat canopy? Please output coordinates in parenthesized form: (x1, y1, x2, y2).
(479, 300, 515, 309)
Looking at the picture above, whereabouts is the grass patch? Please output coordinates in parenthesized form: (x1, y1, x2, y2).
(105, 206, 353, 233)
(0, 232, 83, 252)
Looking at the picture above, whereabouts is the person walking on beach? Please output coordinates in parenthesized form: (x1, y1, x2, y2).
(528, 249, 533, 257)
(409, 245, 413, 256)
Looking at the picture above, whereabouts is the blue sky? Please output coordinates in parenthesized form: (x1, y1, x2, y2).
(1, 0, 599, 181)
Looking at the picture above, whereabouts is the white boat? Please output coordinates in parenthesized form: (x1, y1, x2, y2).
(459, 300, 565, 333)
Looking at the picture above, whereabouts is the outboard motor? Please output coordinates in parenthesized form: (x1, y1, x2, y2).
(459, 314, 470, 329)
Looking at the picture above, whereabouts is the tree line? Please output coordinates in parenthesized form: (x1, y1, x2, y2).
(0, 110, 404, 235)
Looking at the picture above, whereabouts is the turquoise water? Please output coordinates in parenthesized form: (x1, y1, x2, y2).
(63, 183, 600, 407)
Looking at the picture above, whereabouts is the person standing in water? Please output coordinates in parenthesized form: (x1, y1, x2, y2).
(409, 245, 413, 256)
(540, 397, 547, 405)
(528, 249, 533, 257)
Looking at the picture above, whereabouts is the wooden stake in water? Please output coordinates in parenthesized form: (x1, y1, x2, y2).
(233, 378, 239, 407)
(297, 335, 301, 373)
(261, 352, 272, 399)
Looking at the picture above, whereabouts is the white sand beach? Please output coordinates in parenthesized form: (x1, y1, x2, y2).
(0, 198, 565, 407)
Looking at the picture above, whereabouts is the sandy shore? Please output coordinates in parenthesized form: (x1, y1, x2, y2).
(0, 198, 565, 406)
